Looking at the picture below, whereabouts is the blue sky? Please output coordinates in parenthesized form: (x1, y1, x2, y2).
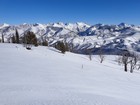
(0, 0, 140, 25)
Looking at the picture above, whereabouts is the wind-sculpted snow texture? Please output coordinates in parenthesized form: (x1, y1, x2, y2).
(0, 44, 140, 105)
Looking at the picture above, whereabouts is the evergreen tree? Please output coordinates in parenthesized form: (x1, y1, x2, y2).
(11, 35, 16, 43)
(15, 29, 19, 43)
(55, 41, 66, 53)
(22, 31, 38, 47)
(42, 40, 48, 46)
(65, 42, 69, 51)
(2, 33, 4, 43)
(41, 36, 48, 46)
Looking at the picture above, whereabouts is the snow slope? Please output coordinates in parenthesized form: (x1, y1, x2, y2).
(0, 44, 140, 105)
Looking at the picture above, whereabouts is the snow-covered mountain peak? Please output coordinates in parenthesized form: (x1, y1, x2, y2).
(50, 22, 64, 27)
(0, 23, 10, 28)
(76, 22, 90, 27)
(33, 23, 46, 28)
(118, 22, 130, 28)
(23, 23, 28, 25)
(1, 22, 140, 54)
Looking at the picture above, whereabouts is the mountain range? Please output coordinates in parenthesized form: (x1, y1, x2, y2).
(1, 22, 140, 54)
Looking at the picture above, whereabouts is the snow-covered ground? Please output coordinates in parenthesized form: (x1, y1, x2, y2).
(0, 43, 140, 105)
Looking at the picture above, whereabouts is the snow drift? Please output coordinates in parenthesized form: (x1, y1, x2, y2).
(0, 44, 140, 105)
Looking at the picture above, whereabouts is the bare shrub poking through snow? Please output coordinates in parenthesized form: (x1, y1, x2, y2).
(98, 47, 105, 63)
(117, 51, 140, 73)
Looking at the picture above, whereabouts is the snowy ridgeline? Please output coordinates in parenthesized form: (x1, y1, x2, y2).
(1, 22, 140, 54)
(0, 43, 140, 105)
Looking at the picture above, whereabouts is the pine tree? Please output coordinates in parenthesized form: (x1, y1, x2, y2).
(15, 29, 19, 43)
(22, 31, 38, 47)
(65, 42, 69, 51)
(2, 33, 4, 43)
(42, 40, 48, 46)
(55, 41, 66, 53)
(11, 35, 16, 43)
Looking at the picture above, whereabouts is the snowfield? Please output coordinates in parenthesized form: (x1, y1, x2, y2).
(0, 43, 140, 105)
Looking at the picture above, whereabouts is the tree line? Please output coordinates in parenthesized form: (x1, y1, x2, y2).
(0, 29, 69, 53)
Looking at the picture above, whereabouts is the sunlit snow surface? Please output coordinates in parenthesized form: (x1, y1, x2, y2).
(0, 44, 140, 105)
